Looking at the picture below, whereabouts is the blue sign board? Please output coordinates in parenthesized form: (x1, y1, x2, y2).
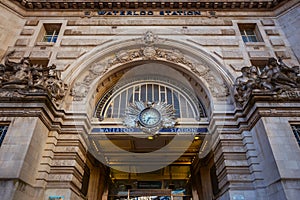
(49, 196, 64, 200)
(91, 127, 207, 134)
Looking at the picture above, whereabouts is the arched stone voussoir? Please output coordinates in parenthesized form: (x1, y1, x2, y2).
(64, 31, 234, 114)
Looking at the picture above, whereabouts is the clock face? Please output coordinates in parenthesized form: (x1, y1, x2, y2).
(139, 108, 161, 128)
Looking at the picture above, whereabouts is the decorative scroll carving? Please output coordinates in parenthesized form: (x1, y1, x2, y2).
(0, 51, 67, 105)
(71, 63, 108, 101)
(234, 57, 300, 104)
(204, 71, 229, 97)
(70, 31, 229, 101)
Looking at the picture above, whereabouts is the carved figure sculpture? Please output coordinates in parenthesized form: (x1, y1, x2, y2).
(234, 57, 300, 104)
(234, 66, 251, 102)
(0, 51, 67, 105)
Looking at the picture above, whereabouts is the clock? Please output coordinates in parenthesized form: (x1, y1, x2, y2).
(139, 108, 161, 128)
(123, 101, 176, 134)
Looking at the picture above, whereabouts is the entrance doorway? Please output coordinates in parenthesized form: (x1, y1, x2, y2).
(87, 62, 214, 199)
(108, 165, 192, 200)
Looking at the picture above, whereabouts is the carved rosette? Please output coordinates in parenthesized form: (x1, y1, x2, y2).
(70, 31, 229, 101)
(0, 51, 67, 105)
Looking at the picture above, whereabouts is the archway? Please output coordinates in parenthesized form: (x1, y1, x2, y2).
(64, 31, 234, 200)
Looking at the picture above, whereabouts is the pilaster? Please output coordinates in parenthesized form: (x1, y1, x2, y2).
(44, 132, 87, 200)
(0, 117, 49, 200)
(213, 131, 255, 200)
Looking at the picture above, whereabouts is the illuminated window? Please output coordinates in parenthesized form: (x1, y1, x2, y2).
(238, 24, 262, 43)
(0, 125, 8, 147)
(40, 23, 61, 43)
(95, 77, 206, 120)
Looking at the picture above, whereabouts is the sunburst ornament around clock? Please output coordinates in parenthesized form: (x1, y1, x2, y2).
(123, 101, 177, 134)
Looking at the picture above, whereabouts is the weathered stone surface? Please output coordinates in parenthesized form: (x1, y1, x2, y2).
(67, 18, 233, 26)
(261, 19, 275, 26)
(64, 27, 236, 36)
(192, 38, 239, 46)
(61, 39, 106, 46)
(221, 29, 236, 35)
(0, 2, 299, 200)
(4, 50, 25, 59)
(56, 51, 82, 59)
(15, 39, 29, 46)
(20, 29, 35, 35)
(270, 38, 285, 46)
(229, 62, 247, 71)
(265, 29, 280, 35)
(275, 51, 291, 59)
(248, 50, 271, 58)
(29, 51, 52, 59)
(278, 5, 300, 63)
(216, 50, 243, 59)
(25, 20, 39, 26)
(0, 5, 25, 59)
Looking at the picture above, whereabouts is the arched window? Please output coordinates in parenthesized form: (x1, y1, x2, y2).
(95, 77, 206, 120)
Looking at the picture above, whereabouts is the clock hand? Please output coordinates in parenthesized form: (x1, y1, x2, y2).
(144, 116, 149, 123)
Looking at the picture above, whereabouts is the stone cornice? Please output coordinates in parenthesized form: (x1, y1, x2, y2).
(0, 93, 91, 136)
(13, 0, 288, 10)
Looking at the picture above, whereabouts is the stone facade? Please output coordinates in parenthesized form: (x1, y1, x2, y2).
(0, 1, 300, 200)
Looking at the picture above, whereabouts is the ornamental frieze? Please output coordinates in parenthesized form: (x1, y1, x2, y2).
(234, 57, 300, 105)
(0, 51, 68, 105)
(70, 31, 229, 101)
(14, 1, 287, 10)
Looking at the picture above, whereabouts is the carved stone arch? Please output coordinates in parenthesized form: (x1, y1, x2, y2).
(64, 32, 234, 117)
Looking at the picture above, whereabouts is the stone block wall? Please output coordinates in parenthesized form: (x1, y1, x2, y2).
(0, 117, 49, 200)
(278, 4, 300, 62)
(0, 3, 300, 200)
(249, 117, 300, 200)
(3, 14, 299, 80)
(0, 4, 25, 60)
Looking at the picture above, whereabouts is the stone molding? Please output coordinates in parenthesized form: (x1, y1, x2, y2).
(70, 31, 229, 101)
(14, 0, 287, 10)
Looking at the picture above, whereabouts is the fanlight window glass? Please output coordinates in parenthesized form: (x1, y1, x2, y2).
(96, 81, 205, 120)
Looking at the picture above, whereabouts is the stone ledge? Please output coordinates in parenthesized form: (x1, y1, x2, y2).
(270, 38, 285, 46)
(215, 50, 243, 59)
(67, 19, 233, 26)
(248, 50, 271, 58)
(261, 19, 275, 26)
(15, 39, 29, 46)
(56, 51, 82, 59)
(265, 29, 280, 36)
(60, 39, 106, 46)
(191, 38, 239, 46)
(275, 51, 291, 59)
(25, 20, 39, 26)
(20, 29, 35, 35)
(29, 51, 52, 59)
